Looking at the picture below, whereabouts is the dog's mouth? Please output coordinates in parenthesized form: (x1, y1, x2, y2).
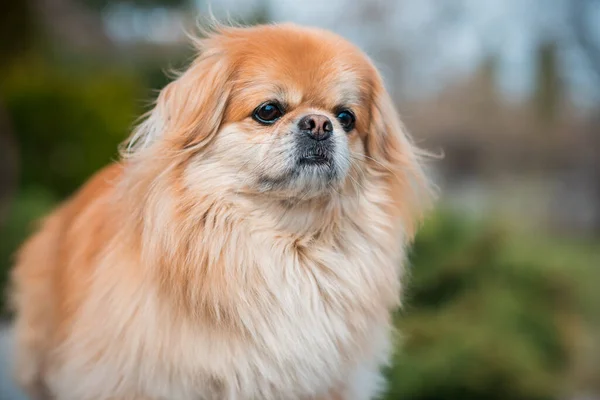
(298, 154, 332, 167)
(254, 137, 347, 195)
(296, 142, 335, 168)
(257, 154, 338, 193)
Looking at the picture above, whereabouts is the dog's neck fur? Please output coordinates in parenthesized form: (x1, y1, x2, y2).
(114, 154, 403, 330)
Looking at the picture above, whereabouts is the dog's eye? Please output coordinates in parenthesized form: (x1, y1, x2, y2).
(336, 109, 356, 132)
(253, 102, 284, 124)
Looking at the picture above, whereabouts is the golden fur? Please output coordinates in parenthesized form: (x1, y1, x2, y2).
(10, 23, 431, 400)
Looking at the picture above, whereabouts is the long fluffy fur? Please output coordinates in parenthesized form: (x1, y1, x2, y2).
(10, 23, 431, 400)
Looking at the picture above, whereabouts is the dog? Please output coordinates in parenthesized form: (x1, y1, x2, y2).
(10, 23, 431, 400)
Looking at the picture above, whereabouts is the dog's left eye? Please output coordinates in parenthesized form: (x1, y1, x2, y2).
(336, 109, 356, 132)
(253, 102, 284, 124)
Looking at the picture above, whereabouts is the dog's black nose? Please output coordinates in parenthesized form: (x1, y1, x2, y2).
(298, 114, 333, 141)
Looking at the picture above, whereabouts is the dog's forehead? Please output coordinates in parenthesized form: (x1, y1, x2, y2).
(226, 26, 373, 107)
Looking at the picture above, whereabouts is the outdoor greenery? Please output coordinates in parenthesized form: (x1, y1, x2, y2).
(385, 210, 599, 400)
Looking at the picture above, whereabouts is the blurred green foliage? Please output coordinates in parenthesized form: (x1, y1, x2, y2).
(2, 62, 143, 197)
(383, 211, 599, 400)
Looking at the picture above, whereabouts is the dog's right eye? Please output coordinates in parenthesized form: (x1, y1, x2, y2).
(253, 102, 284, 124)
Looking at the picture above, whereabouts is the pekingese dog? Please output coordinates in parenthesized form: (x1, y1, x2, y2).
(10, 23, 431, 400)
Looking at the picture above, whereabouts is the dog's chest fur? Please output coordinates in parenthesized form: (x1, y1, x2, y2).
(52, 201, 402, 400)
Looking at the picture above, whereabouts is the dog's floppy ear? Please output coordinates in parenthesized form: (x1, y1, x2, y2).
(122, 44, 232, 157)
(367, 76, 432, 239)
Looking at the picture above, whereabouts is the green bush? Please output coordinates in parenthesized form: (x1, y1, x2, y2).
(2, 61, 144, 197)
(383, 211, 598, 400)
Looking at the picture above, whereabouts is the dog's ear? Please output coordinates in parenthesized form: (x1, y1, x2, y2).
(367, 76, 432, 239)
(122, 46, 232, 157)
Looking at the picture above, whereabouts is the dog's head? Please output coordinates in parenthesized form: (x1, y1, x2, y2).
(123, 23, 429, 237)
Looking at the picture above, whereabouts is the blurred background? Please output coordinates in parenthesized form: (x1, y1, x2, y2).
(0, 0, 599, 399)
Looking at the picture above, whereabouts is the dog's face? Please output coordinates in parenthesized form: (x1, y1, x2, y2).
(126, 24, 426, 227)
(207, 28, 377, 198)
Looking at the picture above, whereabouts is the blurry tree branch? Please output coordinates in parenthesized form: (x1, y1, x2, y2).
(34, 0, 193, 55)
(0, 0, 36, 68)
(0, 101, 19, 230)
(35, 0, 114, 52)
(0, 0, 30, 228)
(83, 0, 190, 10)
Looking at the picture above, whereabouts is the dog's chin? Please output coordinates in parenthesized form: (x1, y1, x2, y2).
(256, 156, 347, 200)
